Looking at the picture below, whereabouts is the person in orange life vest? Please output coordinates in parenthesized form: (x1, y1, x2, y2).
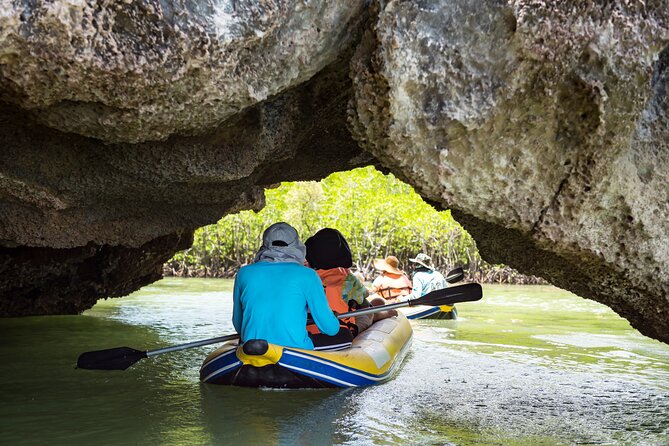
(305, 228, 396, 341)
(353, 269, 399, 323)
(371, 255, 412, 303)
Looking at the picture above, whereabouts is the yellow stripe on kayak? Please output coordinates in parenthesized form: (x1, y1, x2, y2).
(283, 314, 412, 376)
(201, 314, 413, 378)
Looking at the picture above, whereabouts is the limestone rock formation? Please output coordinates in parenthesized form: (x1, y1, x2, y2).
(0, 0, 365, 143)
(349, 0, 669, 342)
(1, 0, 669, 344)
(0, 0, 371, 315)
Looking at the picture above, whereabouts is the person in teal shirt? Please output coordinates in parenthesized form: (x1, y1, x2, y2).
(406, 253, 447, 300)
(232, 222, 340, 350)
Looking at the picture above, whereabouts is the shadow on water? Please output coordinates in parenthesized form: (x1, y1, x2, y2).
(0, 314, 172, 445)
(200, 385, 354, 445)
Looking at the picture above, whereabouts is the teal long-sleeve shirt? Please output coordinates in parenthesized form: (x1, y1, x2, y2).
(232, 262, 340, 350)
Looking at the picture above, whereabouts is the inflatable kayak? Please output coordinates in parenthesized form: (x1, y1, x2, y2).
(399, 304, 457, 320)
(200, 313, 412, 388)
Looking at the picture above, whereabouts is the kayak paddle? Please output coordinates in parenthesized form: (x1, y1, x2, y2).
(77, 283, 482, 371)
(334, 282, 482, 320)
(307, 282, 483, 323)
(445, 267, 464, 284)
(76, 333, 240, 371)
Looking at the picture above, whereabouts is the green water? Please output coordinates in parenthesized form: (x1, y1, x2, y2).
(1, 279, 668, 445)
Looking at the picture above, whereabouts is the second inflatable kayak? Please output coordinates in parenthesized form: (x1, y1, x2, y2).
(399, 304, 457, 320)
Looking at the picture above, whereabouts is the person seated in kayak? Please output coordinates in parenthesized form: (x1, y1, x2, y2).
(232, 222, 341, 350)
(371, 255, 412, 303)
(406, 253, 447, 299)
(305, 228, 397, 342)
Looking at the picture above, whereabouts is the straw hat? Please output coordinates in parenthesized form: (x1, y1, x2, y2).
(409, 253, 434, 270)
(373, 255, 403, 274)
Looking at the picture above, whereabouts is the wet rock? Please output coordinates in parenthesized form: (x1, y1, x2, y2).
(0, 232, 192, 315)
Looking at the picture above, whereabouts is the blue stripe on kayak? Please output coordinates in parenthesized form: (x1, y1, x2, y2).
(201, 349, 242, 382)
(279, 333, 413, 388)
(279, 351, 375, 387)
(406, 306, 442, 320)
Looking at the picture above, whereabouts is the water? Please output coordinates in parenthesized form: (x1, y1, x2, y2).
(1, 279, 668, 445)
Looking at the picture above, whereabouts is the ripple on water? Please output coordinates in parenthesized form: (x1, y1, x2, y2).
(333, 334, 669, 446)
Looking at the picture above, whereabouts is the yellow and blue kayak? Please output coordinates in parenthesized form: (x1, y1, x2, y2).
(200, 313, 412, 388)
(399, 304, 457, 320)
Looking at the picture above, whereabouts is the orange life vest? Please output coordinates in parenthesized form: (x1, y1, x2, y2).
(373, 272, 412, 299)
(307, 268, 356, 334)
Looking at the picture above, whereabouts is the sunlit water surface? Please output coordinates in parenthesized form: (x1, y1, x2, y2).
(1, 279, 668, 445)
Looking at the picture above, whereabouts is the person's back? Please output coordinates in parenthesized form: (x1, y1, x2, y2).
(232, 222, 340, 350)
(407, 253, 447, 299)
(371, 256, 412, 301)
(411, 268, 446, 296)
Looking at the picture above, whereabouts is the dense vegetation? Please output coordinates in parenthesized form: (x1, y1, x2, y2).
(165, 167, 544, 284)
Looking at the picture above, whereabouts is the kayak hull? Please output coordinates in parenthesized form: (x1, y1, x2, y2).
(200, 314, 413, 388)
(400, 304, 457, 320)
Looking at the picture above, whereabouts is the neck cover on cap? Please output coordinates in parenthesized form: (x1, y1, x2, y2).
(254, 222, 306, 264)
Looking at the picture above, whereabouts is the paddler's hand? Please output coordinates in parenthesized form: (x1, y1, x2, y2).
(373, 309, 398, 322)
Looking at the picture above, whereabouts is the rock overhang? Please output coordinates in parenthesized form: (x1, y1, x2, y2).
(1, 0, 668, 344)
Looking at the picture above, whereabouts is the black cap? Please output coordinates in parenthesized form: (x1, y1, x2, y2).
(305, 228, 353, 269)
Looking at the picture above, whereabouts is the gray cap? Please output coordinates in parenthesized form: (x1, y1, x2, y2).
(255, 222, 306, 264)
(409, 253, 433, 269)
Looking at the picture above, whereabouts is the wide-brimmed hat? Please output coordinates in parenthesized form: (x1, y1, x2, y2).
(409, 253, 433, 269)
(373, 255, 403, 274)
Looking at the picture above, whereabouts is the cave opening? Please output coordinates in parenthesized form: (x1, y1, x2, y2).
(163, 166, 544, 286)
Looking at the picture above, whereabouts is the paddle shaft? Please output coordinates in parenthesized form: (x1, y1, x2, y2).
(147, 299, 410, 357)
(148, 295, 456, 358)
(312, 282, 482, 322)
(335, 299, 412, 319)
(147, 333, 240, 357)
(151, 283, 480, 355)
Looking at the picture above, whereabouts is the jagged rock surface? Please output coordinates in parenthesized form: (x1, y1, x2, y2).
(0, 233, 192, 315)
(349, 0, 669, 343)
(0, 0, 371, 314)
(0, 0, 365, 143)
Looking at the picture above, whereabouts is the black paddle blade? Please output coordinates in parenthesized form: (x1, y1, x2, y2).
(412, 283, 483, 307)
(76, 347, 147, 371)
(445, 267, 464, 284)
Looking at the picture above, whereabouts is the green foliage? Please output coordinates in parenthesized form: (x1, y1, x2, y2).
(166, 166, 540, 282)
